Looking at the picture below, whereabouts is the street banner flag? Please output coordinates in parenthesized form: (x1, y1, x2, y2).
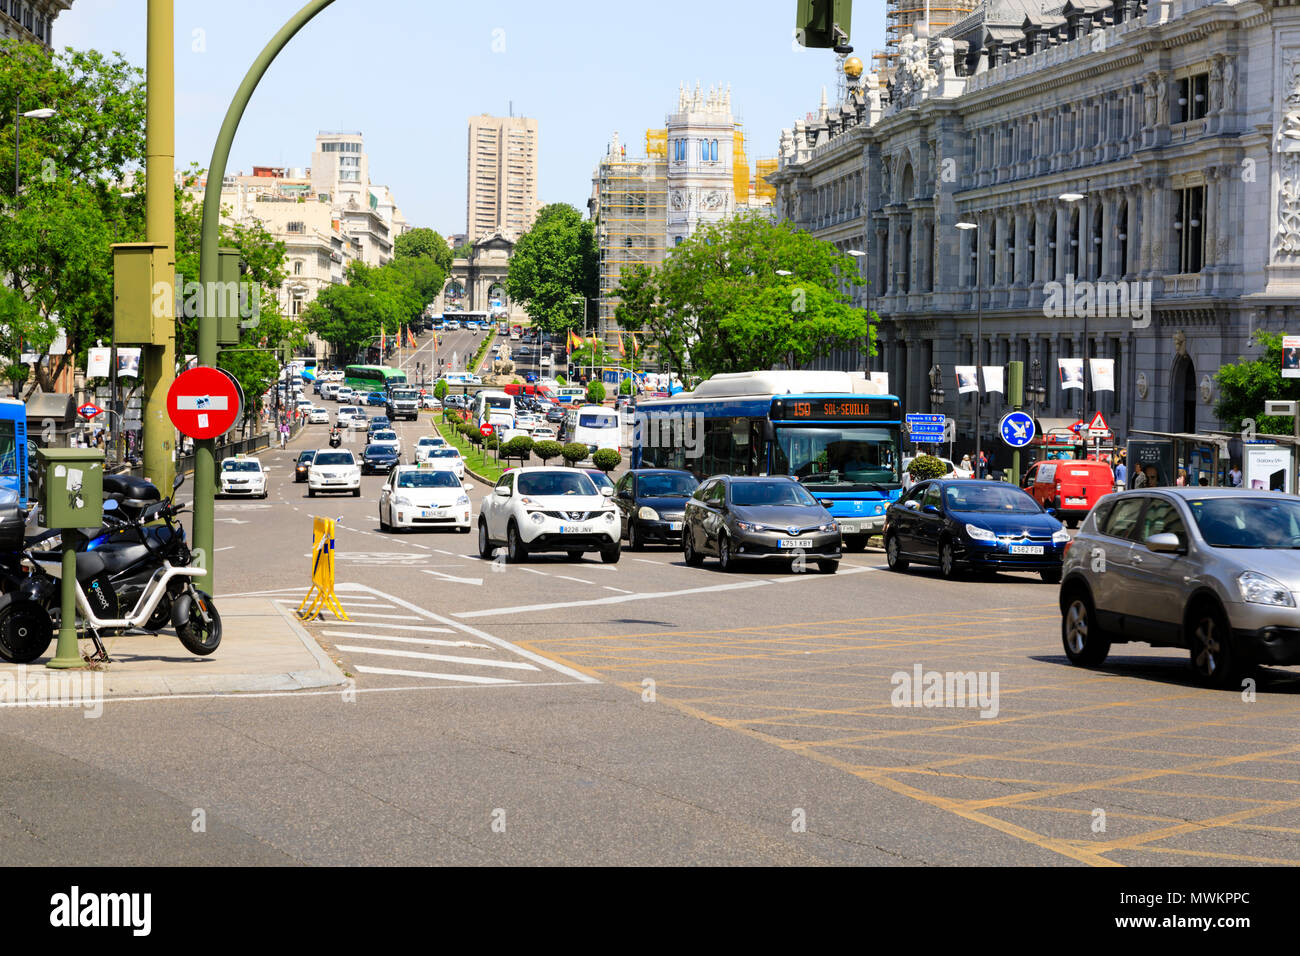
(955, 366, 979, 394)
(982, 365, 1004, 394)
(380, 327, 386, 353)
(1058, 357, 1084, 390)
(617, 334, 626, 357)
(86, 347, 111, 378)
(1089, 357, 1115, 391)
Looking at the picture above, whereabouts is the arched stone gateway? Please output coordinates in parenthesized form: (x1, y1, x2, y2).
(434, 232, 523, 321)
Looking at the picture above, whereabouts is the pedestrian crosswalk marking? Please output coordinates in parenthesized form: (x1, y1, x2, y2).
(324, 631, 489, 649)
(334, 645, 540, 670)
(314, 620, 455, 633)
(353, 666, 518, 684)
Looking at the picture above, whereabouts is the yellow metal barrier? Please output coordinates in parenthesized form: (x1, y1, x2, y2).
(297, 515, 349, 621)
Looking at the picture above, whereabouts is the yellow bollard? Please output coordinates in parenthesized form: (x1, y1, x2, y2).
(297, 516, 349, 621)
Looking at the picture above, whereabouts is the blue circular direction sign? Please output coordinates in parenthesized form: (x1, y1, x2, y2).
(999, 411, 1036, 448)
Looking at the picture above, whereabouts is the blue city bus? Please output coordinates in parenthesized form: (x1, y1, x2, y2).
(0, 399, 29, 508)
(632, 371, 903, 551)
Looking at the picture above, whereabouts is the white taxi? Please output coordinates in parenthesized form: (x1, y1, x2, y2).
(378, 464, 473, 533)
(307, 449, 361, 497)
(369, 428, 401, 455)
(413, 436, 449, 461)
(421, 446, 465, 480)
(219, 456, 268, 498)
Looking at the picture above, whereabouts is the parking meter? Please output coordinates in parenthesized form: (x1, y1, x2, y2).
(36, 448, 105, 669)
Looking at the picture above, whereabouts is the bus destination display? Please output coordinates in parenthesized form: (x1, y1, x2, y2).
(773, 398, 900, 421)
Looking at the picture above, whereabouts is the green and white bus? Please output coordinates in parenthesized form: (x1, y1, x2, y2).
(344, 365, 407, 394)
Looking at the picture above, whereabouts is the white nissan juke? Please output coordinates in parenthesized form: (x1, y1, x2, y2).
(477, 466, 621, 563)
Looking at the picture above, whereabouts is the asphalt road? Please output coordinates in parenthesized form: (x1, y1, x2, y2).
(3, 334, 1299, 865)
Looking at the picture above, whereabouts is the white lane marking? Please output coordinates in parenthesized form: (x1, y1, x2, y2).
(335, 645, 538, 670)
(554, 575, 593, 585)
(324, 631, 489, 649)
(449, 576, 851, 619)
(354, 665, 518, 684)
(214, 547, 235, 553)
(329, 610, 424, 620)
(313, 620, 455, 633)
(433, 549, 453, 555)
(221, 587, 308, 597)
(603, 586, 632, 594)
(336, 583, 598, 684)
(419, 569, 482, 585)
(520, 567, 549, 576)
(632, 558, 661, 565)
(456, 554, 477, 560)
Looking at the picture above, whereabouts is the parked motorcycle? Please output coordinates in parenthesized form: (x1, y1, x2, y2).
(0, 473, 221, 664)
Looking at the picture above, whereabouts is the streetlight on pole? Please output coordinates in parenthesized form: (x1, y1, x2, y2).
(955, 220, 982, 475)
(1060, 187, 1089, 433)
(12, 100, 56, 398)
(846, 249, 870, 371)
(570, 296, 593, 383)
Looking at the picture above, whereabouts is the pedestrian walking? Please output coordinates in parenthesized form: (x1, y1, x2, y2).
(959, 454, 972, 477)
(1229, 462, 1242, 486)
(279, 421, 289, 450)
(1113, 457, 1127, 490)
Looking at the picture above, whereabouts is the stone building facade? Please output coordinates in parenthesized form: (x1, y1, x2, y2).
(770, 0, 1300, 456)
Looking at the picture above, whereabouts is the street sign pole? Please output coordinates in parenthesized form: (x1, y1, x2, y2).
(1008, 361, 1024, 484)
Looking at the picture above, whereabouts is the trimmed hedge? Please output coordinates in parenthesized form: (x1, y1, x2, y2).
(592, 447, 621, 473)
(534, 440, 564, 464)
(561, 442, 589, 466)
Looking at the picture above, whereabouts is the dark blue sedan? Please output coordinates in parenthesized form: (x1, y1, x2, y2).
(883, 479, 1069, 583)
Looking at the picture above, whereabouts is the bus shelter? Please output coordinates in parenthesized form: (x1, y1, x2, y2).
(1126, 430, 1232, 489)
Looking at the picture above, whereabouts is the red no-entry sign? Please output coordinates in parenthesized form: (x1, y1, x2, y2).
(479, 423, 494, 438)
(167, 366, 240, 439)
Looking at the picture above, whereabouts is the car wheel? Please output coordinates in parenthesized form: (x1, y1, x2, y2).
(938, 540, 961, 580)
(506, 522, 529, 563)
(600, 542, 621, 564)
(1188, 601, 1238, 689)
(307, 488, 316, 498)
(683, 528, 704, 567)
(379, 508, 390, 532)
(627, 521, 642, 551)
(1040, 567, 1063, 584)
(885, 533, 909, 573)
(718, 534, 736, 572)
(477, 520, 495, 560)
(817, 559, 838, 574)
(1061, 588, 1111, 666)
(1066, 518, 1079, 530)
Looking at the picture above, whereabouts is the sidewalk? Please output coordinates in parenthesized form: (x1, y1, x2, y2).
(0, 598, 346, 700)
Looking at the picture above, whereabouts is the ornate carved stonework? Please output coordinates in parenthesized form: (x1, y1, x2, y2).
(888, 34, 938, 111)
(1275, 50, 1300, 257)
(1174, 330, 1187, 358)
(1143, 74, 1158, 128)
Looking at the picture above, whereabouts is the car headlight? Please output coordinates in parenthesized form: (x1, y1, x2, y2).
(392, 496, 412, 507)
(637, 506, 660, 521)
(965, 524, 996, 542)
(735, 520, 759, 532)
(604, 510, 616, 522)
(1052, 529, 1071, 544)
(530, 512, 545, 525)
(1238, 571, 1296, 607)
(819, 522, 837, 533)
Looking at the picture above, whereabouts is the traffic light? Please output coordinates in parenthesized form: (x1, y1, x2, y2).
(796, 0, 853, 51)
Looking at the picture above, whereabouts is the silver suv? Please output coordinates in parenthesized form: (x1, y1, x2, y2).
(1060, 488, 1300, 687)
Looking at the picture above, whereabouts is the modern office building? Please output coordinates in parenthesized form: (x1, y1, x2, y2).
(466, 114, 540, 241)
(768, 0, 1290, 457)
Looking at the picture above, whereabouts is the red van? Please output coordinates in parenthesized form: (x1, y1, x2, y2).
(1022, 459, 1114, 528)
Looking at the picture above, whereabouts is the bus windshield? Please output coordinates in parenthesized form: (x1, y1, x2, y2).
(774, 425, 901, 490)
(484, 396, 511, 410)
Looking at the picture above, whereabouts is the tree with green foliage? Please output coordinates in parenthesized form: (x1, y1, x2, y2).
(433, 379, 448, 401)
(1215, 331, 1300, 435)
(592, 448, 621, 473)
(586, 380, 606, 404)
(394, 227, 452, 274)
(533, 440, 564, 465)
(501, 435, 534, 464)
(452, 241, 473, 260)
(561, 442, 589, 466)
(0, 42, 147, 393)
(302, 260, 423, 359)
(619, 377, 632, 395)
(907, 454, 949, 481)
(615, 212, 874, 378)
(504, 204, 597, 335)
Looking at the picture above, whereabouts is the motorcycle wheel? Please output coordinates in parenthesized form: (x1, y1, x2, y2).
(177, 589, 222, 656)
(0, 597, 54, 664)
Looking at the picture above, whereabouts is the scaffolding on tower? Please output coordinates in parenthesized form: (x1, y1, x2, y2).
(594, 137, 668, 352)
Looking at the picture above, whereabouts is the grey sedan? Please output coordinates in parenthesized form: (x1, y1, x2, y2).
(683, 475, 841, 574)
(1060, 487, 1300, 687)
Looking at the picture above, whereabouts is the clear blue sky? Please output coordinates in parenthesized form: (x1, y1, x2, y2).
(56, 0, 886, 235)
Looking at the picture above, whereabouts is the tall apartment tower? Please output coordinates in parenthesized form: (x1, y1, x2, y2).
(466, 114, 540, 242)
(310, 130, 370, 206)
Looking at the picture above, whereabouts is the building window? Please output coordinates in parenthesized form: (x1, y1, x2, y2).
(710, 139, 718, 162)
(1117, 202, 1130, 276)
(286, 221, 305, 234)
(1027, 219, 1037, 281)
(293, 260, 303, 275)
(701, 140, 708, 162)
(1175, 185, 1205, 273)
(1176, 74, 1209, 123)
